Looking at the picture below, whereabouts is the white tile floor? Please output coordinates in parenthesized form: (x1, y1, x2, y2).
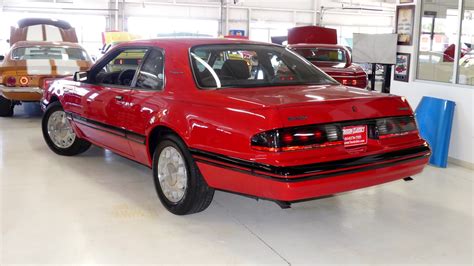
(1, 104, 473, 265)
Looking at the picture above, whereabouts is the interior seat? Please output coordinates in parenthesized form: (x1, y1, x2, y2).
(220, 60, 250, 80)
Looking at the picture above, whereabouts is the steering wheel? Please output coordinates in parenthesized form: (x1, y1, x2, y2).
(118, 69, 136, 86)
(95, 71, 116, 84)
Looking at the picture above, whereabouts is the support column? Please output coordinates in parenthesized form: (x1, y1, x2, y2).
(313, 0, 321, 25)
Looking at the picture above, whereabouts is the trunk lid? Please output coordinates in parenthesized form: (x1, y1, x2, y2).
(215, 84, 413, 127)
(276, 93, 412, 128)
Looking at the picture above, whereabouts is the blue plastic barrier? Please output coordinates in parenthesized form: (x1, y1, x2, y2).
(415, 96, 456, 168)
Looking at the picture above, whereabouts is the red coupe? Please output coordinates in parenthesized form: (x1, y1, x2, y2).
(285, 26, 368, 89)
(288, 43, 368, 89)
(41, 38, 430, 215)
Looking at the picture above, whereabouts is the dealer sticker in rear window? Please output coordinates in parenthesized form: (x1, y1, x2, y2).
(343, 125, 368, 147)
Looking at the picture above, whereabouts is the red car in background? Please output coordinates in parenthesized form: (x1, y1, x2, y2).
(289, 43, 368, 88)
(41, 38, 430, 215)
(286, 26, 368, 89)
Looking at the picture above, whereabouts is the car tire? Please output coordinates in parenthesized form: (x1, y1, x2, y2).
(0, 96, 14, 117)
(42, 101, 91, 156)
(153, 134, 215, 215)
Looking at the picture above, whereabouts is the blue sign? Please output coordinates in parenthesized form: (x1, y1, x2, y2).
(229, 29, 245, 36)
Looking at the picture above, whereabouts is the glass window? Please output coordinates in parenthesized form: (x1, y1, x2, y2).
(458, 3, 474, 86)
(292, 48, 347, 64)
(417, 0, 460, 83)
(135, 49, 165, 90)
(94, 48, 148, 86)
(11, 46, 90, 61)
(190, 44, 337, 89)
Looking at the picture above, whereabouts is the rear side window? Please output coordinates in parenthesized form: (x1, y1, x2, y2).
(135, 49, 165, 90)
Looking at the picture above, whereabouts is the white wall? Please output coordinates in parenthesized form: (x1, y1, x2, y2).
(391, 0, 474, 166)
(392, 82, 474, 166)
(122, 0, 395, 38)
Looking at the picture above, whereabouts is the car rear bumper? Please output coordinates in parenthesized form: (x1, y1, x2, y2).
(192, 144, 431, 202)
(0, 85, 43, 101)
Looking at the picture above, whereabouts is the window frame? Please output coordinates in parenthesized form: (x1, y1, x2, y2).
(87, 45, 152, 90)
(415, 0, 472, 87)
(454, 0, 470, 85)
(130, 47, 166, 91)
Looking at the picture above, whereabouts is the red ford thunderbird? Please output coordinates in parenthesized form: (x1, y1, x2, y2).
(41, 38, 430, 215)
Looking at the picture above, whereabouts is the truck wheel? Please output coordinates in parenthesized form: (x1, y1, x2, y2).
(42, 101, 91, 156)
(153, 134, 215, 215)
(0, 96, 14, 117)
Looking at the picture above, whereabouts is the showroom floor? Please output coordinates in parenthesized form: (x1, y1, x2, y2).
(1, 105, 473, 265)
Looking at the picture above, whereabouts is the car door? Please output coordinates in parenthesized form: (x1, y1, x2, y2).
(125, 48, 166, 164)
(73, 47, 149, 157)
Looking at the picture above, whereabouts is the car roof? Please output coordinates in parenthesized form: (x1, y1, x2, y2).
(114, 38, 281, 49)
(16, 18, 72, 29)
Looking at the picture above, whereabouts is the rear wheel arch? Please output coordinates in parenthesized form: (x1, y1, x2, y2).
(49, 95, 60, 103)
(152, 134, 214, 215)
(147, 125, 188, 159)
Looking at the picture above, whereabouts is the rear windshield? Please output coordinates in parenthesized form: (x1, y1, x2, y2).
(190, 44, 337, 89)
(11, 46, 90, 61)
(292, 48, 347, 63)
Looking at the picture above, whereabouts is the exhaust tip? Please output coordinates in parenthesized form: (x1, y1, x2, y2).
(275, 201, 292, 209)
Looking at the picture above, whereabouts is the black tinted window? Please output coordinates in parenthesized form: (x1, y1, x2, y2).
(135, 49, 164, 90)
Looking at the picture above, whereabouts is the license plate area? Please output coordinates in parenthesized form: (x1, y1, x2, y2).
(343, 125, 368, 147)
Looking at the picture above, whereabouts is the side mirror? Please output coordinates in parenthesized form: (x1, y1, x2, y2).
(73, 71, 88, 82)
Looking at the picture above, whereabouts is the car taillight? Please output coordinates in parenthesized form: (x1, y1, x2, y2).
(19, 76, 29, 86)
(251, 116, 418, 152)
(5, 76, 16, 87)
(342, 79, 357, 86)
(376, 116, 418, 139)
(251, 124, 343, 152)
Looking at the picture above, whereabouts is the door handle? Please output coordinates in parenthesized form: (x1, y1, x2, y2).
(115, 95, 124, 101)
